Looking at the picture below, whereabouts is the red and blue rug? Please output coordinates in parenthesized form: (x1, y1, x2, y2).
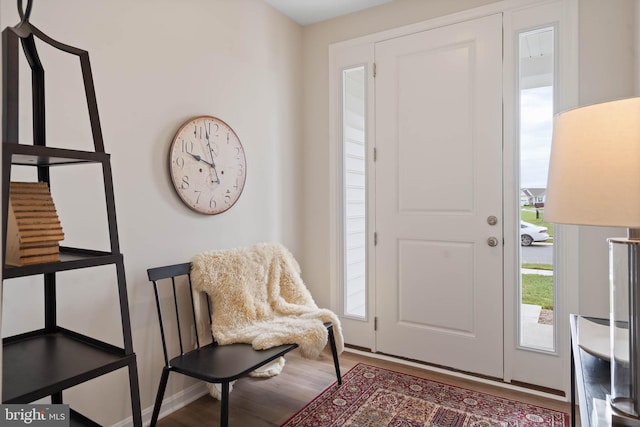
(282, 363, 569, 426)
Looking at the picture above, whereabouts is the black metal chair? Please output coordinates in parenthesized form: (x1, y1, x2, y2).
(147, 262, 342, 427)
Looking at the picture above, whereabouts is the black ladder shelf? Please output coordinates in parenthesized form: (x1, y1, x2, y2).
(1, 2, 142, 425)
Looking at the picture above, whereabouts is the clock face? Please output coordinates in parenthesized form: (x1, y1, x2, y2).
(169, 116, 246, 214)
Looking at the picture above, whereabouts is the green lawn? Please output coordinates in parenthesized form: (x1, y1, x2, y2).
(522, 274, 554, 310)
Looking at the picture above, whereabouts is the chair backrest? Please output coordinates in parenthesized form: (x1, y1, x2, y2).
(147, 262, 213, 366)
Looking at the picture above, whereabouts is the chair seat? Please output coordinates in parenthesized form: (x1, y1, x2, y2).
(170, 342, 299, 383)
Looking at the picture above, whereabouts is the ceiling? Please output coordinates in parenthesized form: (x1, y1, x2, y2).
(263, 0, 393, 26)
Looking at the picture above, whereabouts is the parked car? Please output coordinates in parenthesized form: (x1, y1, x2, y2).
(520, 221, 549, 246)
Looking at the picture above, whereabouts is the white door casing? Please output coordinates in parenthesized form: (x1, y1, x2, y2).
(502, 1, 578, 394)
(374, 13, 504, 378)
(330, 43, 376, 349)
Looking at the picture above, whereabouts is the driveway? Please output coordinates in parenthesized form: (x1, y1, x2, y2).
(521, 242, 553, 264)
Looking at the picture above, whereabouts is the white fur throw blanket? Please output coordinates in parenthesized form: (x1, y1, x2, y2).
(191, 242, 344, 361)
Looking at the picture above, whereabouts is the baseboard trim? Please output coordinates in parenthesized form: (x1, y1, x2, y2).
(112, 382, 208, 427)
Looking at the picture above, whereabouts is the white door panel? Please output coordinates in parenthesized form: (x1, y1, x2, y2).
(375, 13, 503, 378)
(398, 240, 474, 333)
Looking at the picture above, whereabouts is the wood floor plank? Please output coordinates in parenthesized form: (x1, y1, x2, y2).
(156, 347, 572, 426)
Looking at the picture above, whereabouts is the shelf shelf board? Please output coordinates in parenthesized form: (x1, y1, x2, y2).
(2, 329, 134, 404)
(571, 314, 611, 426)
(3, 143, 108, 166)
(70, 409, 101, 427)
(3, 247, 121, 279)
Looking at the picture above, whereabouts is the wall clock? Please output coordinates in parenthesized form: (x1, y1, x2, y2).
(169, 115, 247, 214)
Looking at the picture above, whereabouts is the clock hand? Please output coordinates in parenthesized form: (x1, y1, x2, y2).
(187, 152, 215, 168)
(207, 151, 221, 184)
(204, 126, 221, 184)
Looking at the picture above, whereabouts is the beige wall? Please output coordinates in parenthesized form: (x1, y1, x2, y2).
(576, 0, 637, 317)
(0, 0, 303, 424)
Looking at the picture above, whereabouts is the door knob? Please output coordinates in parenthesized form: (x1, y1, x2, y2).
(487, 216, 498, 226)
(487, 237, 499, 247)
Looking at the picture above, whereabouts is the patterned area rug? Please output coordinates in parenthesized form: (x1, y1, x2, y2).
(282, 363, 569, 426)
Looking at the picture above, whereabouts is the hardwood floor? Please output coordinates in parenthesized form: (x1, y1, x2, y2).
(156, 347, 573, 426)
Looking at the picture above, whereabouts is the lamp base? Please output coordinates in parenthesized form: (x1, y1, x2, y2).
(609, 238, 640, 421)
(594, 396, 640, 427)
(611, 396, 640, 426)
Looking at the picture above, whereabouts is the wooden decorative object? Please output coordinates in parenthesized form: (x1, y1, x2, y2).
(6, 181, 64, 266)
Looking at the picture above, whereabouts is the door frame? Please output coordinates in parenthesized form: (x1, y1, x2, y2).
(502, 0, 579, 394)
(329, 43, 376, 349)
(329, 0, 579, 396)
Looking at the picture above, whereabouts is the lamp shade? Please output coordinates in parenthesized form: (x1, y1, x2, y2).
(545, 97, 640, 228)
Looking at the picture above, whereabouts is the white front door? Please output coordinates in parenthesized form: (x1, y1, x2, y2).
(374, 14, 503, 378)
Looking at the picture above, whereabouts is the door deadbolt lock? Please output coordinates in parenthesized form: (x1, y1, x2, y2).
(487, 216, 498, 226)
(487, 237, 499, 247)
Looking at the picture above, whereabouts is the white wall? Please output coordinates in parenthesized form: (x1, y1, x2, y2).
(0, 0, 303, 424)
